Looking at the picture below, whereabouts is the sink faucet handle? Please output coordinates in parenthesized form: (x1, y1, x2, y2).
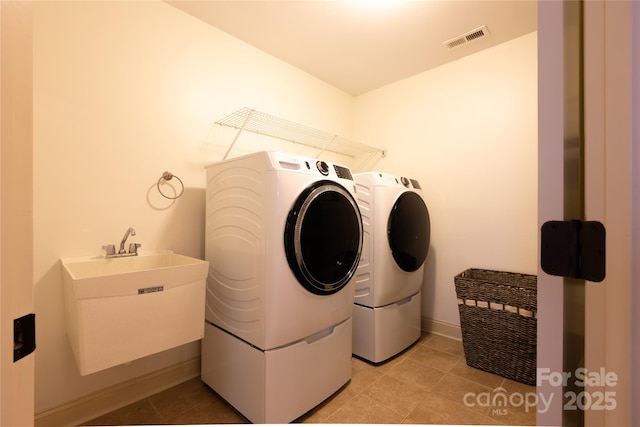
(128, 243, 141, 254)
(102, 244, 116, 256)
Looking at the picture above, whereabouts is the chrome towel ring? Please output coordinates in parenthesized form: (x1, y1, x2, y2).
(157, 171, 184, 199)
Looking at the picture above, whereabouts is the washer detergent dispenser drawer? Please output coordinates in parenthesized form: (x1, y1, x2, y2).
(61, 250, 208, 375)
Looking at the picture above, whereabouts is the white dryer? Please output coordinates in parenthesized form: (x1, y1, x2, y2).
(201, 151, 363, 423)
(352, 172, 430, 363)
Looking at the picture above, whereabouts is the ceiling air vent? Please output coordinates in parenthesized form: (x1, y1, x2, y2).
(443, 25, 490, 50)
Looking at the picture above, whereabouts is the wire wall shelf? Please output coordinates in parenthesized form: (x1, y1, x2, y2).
(215, 107, 386, 171)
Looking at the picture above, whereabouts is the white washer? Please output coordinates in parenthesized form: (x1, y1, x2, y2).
(352, 172, 430, 363)
(201, 151, 363, 423)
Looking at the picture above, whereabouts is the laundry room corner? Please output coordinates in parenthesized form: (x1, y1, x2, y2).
(353, 31, 538, 338)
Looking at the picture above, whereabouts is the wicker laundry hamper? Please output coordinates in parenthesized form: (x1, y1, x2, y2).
(454, 269, 537, 385)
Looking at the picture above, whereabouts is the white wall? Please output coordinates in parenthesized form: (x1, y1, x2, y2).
(32, 1, 354, 413)
(354, 32, 538, 326)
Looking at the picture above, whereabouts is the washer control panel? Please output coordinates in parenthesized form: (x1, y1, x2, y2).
(334, 165, 354, 181)
(275, 152, 354, 181)
(316, 160, 330, 175)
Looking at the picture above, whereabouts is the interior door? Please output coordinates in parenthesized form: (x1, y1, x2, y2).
(0, 1, 36, 425)
(538, 1, 638, 426)
(538, 2, 585, 425)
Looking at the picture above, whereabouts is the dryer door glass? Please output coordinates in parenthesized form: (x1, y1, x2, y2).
(285, 181, 363, 295)
(387, 192, 430, 272)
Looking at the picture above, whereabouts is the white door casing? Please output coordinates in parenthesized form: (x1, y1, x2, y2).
(584, 1, 637, 426)
(0, 1, 35, 426)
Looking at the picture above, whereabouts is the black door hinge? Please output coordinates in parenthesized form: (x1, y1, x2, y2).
(14, 313, 36, 362)
(541, 220, 606, 282)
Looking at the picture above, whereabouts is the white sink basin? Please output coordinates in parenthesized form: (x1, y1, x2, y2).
(61, 250, 209, 375)
(62, 250, 208, 299)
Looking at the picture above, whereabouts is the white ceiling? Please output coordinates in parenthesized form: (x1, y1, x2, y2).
(167, 1, 537, 96)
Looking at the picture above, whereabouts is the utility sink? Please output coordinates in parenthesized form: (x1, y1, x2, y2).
(61, 250, 209, 375)
(62, 250, 208, 299)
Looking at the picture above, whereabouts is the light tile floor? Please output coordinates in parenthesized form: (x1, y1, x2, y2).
(85, 333, 536, 425)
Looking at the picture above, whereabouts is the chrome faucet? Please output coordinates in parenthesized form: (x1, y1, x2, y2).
(102, 227, 141, 258)
(119, 227, 136, 254)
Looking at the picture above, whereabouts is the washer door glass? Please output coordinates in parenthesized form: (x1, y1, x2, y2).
(387, 192, 430, 272)
(285, 181, 363, 295)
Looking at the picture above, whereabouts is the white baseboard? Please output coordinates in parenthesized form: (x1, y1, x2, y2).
(34, 357, 200, 427)
(421, 316, 462, 341)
